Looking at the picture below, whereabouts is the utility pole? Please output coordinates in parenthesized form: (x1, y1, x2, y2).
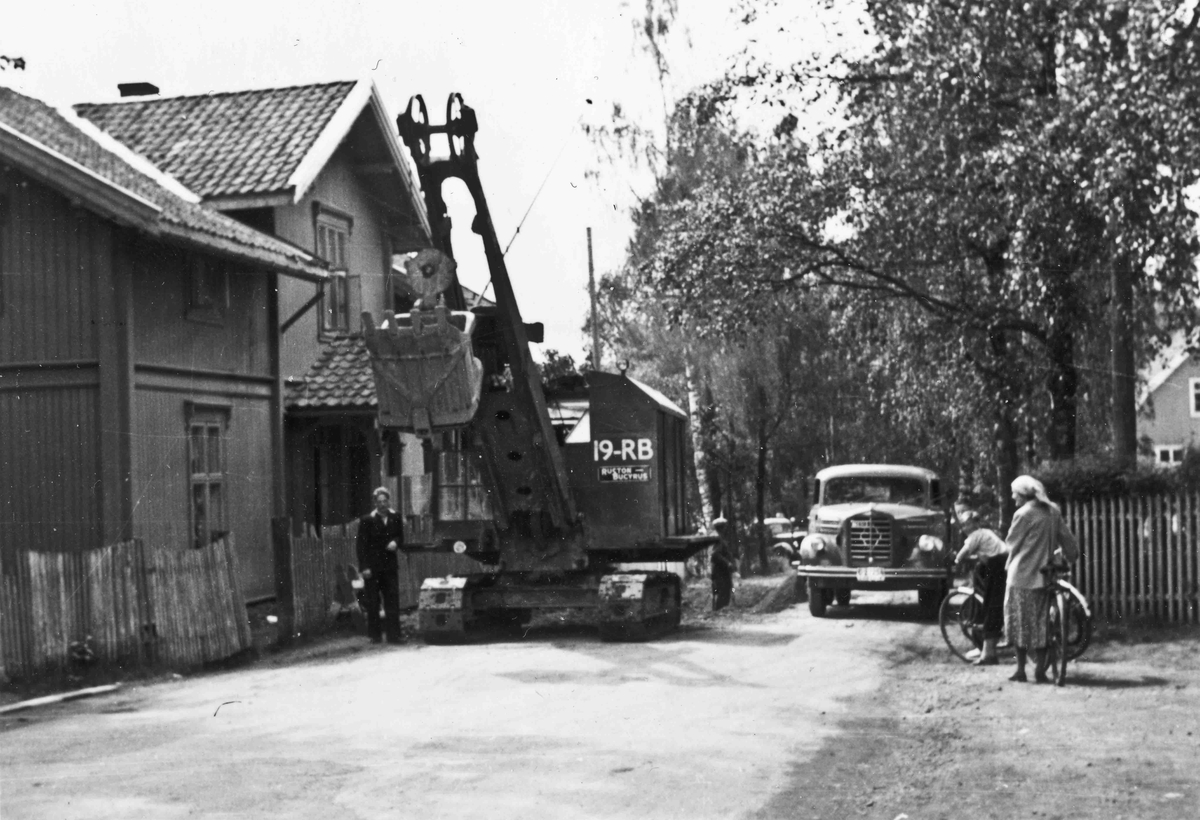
(587, 227, 602, 371)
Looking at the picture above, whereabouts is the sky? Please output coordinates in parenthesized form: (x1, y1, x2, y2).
(2, 0, 782, 364)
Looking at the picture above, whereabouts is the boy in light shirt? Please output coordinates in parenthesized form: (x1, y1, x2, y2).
(954, 508, 1009, 666)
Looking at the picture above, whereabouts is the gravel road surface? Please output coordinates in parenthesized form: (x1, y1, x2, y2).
(3, 582, 1198, 819)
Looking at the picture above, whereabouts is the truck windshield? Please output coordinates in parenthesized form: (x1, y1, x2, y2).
(823, 477, 926, 506)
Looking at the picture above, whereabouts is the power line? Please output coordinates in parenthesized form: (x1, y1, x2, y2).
(502, 114, 583, 258)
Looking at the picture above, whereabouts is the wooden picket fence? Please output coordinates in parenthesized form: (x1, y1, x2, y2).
(1063, 493, 1200, 625)
(0, 537, 252, 680)
(283, 521, 361, 637)
(276, 518, 479, 639)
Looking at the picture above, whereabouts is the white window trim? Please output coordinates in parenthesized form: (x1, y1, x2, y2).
(1190, 378, 1200, 418)
(1156, 444, 1185, 466)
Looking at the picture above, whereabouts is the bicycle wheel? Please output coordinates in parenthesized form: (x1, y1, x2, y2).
(939, 587, 984, 662)
(1062, 586, 1093, 661)
(1049, 592, 1070, 686)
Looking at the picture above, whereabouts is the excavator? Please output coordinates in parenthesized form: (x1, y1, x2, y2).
(361, 93, 716, 642)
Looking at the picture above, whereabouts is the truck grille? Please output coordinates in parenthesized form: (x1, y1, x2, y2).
(847, 514, 892, 564)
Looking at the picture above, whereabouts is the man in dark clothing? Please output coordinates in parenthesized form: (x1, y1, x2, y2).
(710, 516, 736, 611)
(356, 486, 406, 644)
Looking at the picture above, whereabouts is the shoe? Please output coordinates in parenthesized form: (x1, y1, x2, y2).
(1007, 671, 1027, 682)
(965, 648, 982, 660)
(1034, 672, 1050, 684)
(973, 656, 999, 666)
(386, 637, 406, 645)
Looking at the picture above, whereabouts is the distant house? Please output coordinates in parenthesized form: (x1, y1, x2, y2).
(1138, 350, 1200, 466)
(0, 87, 327, 599)
(76, 80, 433, 534)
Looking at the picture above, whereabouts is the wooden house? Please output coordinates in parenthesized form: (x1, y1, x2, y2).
(76, 81, 433, 535)
(1138, 350, 1200, 465)
(0, 87, 327, 601)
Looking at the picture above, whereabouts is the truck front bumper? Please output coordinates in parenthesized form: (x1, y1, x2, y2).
(796, 566, 950, 591)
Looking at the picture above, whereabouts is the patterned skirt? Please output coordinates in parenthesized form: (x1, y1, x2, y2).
(1004, 586, 1049, 650)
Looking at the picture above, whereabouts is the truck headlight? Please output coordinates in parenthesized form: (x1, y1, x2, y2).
(799, 534, 829, 560)
(917, 534, 944, 553)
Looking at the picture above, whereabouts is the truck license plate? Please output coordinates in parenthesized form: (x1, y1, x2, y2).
(856, 567, 885, 583)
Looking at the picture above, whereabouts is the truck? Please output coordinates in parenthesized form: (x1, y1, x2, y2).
(361, 93, 716, 642)
(791, 464, 954, 618)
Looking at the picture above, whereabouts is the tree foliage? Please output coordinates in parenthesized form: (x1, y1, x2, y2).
(621, 0, 1200, 520)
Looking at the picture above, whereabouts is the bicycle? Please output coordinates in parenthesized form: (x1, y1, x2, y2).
(939, 559, 1092, 684)
(1041, 562, 1092, 685)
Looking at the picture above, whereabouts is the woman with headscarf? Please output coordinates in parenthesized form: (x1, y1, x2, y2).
(1003, 475, 1079, 682)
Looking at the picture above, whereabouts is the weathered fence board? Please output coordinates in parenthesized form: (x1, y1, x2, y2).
(1064, 493, 1200, 625)
(286, 522, 360, 637)
(145, 538, 251, 669)
(0, 537, 250, 679)
(282, 518, 481, 635)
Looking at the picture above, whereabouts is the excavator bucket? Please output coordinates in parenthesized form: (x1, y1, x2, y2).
(361, 308, 483, 436)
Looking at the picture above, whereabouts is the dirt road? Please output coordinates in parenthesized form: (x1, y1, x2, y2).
(3, 582, 1199, 819)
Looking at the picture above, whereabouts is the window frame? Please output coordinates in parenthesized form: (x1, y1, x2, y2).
(185, 253, 228, 325)
(186, 402, 231, 548)
(435, 430, 491, 522)
(1190, 378, 1200, 418)
(1156, 444, 1185, 466)
(313, 203, 354, 335)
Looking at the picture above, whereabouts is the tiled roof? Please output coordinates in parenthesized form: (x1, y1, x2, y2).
(0, 86, 327, 279)
(286, 336, 376, 411)
(75, 82, 358, 198)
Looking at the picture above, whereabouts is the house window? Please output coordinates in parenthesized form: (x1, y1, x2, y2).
(314, 206, 353, 334)
(1157, 445, 1185, 466)
(186, 255, 227, 323)
(436, 430, 491, 521)
(188, 406, 230, 548)
(1190, 378, 1200, 418)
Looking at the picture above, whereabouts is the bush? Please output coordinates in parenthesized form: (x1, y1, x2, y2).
(1034, 449, 1200, 501)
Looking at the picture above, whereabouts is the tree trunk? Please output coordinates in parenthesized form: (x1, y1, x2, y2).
(1045, 325, 1078, 461)
(754, 385, 769, 574)
(684, 356, 715, 528)
(1110, 251, 1137, 467)
(994, 407, 1020, 533)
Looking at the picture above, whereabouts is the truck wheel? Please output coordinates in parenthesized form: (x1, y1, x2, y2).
(808, 581, 828, 617)
(835, 589, 852, 607)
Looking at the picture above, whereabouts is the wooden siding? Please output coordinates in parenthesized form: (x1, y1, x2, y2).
(275, 149, 389, 379)
(130, 244, 273, 377)
(0, 170, 110, 556)
(0, 386, 101, 554)
(1139, 357, 1200, 451)
(132, 388, 277, 601)
(0, 168, 103, 363)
